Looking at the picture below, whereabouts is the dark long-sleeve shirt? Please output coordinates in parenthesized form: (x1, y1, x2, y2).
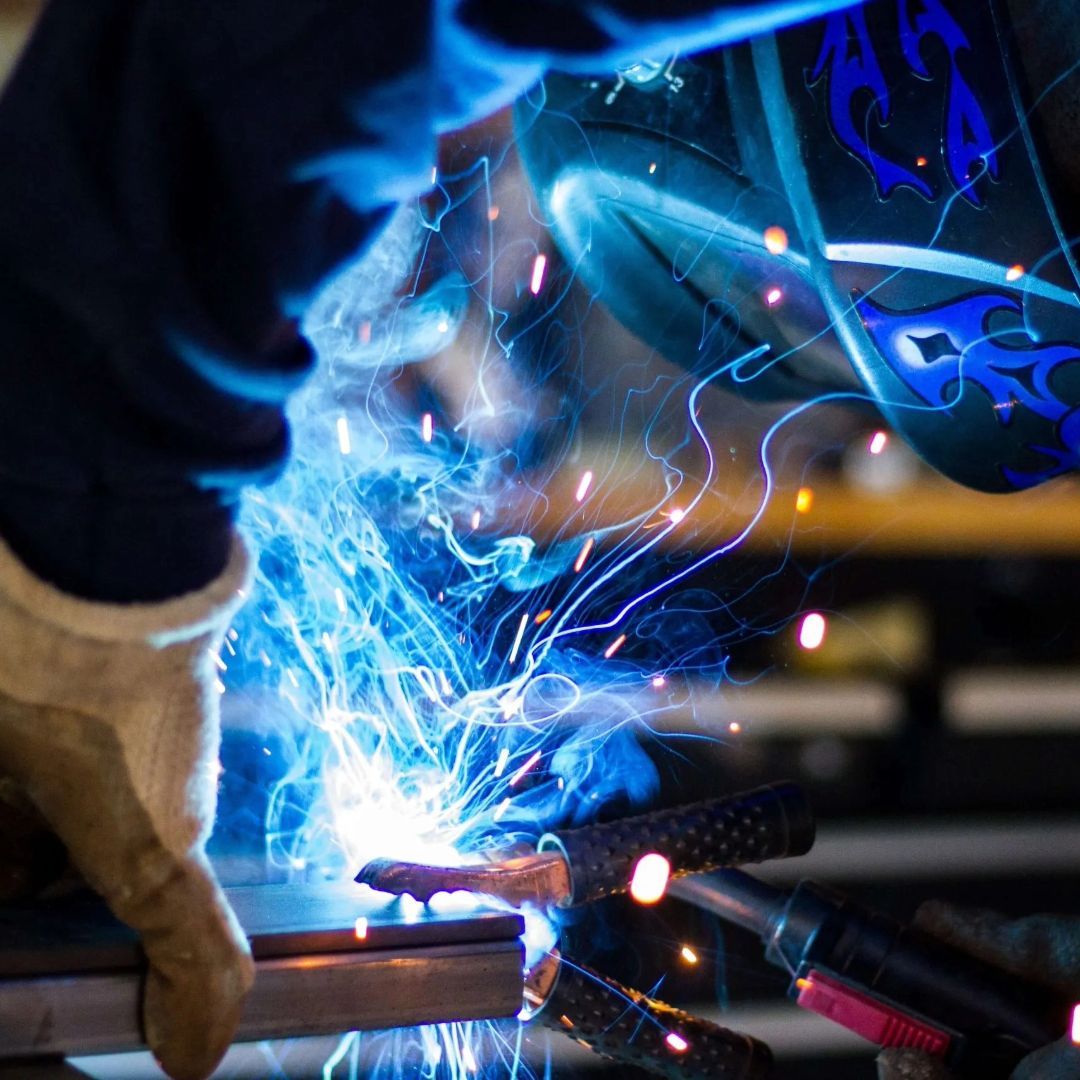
(0, 0, 855, 600)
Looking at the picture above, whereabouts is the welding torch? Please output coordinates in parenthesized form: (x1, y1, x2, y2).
(671, 870, 1074, 1078)
(359, 781, 814, 1079)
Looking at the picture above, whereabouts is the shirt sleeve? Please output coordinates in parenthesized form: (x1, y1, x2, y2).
(0, 0, 856, 601)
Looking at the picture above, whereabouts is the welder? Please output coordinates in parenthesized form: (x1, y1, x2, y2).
(0, 3, 1077, 1080)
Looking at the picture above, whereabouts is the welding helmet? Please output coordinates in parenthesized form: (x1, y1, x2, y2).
(514, 0, 1080, 492)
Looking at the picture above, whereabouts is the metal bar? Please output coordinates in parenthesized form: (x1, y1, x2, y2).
(0, 885, 525, 1061)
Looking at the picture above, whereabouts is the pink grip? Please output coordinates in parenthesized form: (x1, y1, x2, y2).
(796, 969, 952, 1056)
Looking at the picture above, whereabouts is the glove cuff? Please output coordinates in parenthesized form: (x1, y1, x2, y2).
(0, 529, 253, 646)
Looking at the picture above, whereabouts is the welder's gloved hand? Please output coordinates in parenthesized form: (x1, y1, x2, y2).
(877, 902, 1080, 1080)
(0, 533, 255, 1080)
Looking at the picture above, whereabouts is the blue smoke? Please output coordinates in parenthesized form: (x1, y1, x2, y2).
(219, 199, 725, 1076)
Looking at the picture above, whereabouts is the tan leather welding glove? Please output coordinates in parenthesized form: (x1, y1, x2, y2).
(0, 533, 255, 1080)
(878, 903, 1080, 1080)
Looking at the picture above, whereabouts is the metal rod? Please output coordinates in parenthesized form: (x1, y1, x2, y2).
(668, 870, 784, 939)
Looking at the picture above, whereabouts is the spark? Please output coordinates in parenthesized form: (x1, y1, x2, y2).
(508, 612, 529, 664)
(629, 853, 670, 904)
(916, 155, 928, 167)
(680, 946, 698, 964)
(529, 253, 548, 295)
(493, 797, 512, 822)
(575, 469, 594, 503)
(534, 609, 553, 625)
(868, 430, 888, 455)
(214, 678, 226, 695)
(763, 225, 789, 255)
(665, 1033, 690, 1053)
(651, 675, 667, 688)
(796, 977, 813, 993)
(358, 320, 372, 344)
(437, 319, 450, 334)
(430, 165, 438, 186)
(604, 633, 628, 659)
(667, 508, 685, 525)
(765, 286, 783, 306)
(421, 413, 434, 443)
(574, 537, 595, 573)
(487, 206, 500, 222)
(493, 747, 510, 778)
(798, 612, 828, 651)
(334, 588, 347, 614)
(648, 161, 658, 174)
(508, 750, 542, 788)
(795, 486, 814, 514)
(1006, 263, 1025, 282)
(209, 649, 228, 673)
(1071, 1003, 1080, 1044)
(336, 416, 352, 456)
(471, 509, 481, 529)
(354, 917, 369, 941)
(728, 721, 742, 734)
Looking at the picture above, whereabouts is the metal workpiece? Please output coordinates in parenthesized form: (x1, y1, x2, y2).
(357, 851, 571, 908)
(0, 884, 525, 1061)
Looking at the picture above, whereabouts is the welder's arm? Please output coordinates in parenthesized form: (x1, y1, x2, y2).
(878, 903, 1080, 1080)
(0, 6, 857, 1080)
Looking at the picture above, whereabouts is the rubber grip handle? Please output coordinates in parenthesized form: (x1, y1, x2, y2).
(539, 782, 814, 906)
(541, 958, 773, 1080)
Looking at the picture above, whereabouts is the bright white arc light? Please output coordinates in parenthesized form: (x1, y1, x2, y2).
(630, 852, 671, 904)
(530, 253, 548, 295)
(798, 612, 828, 651)
(336, 416, 352, 456)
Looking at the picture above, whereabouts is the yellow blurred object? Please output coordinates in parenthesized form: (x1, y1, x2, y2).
(789, 597, 932, 675)
(0, 1, 45, 96)
(523, 443, 1080, 557)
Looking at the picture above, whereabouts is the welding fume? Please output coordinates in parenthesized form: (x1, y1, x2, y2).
(0, 1, 1078, 1079)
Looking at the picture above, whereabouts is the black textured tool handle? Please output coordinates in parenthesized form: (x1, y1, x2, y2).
(538, 782, 813, 906)
(541, 958, 773, 1080)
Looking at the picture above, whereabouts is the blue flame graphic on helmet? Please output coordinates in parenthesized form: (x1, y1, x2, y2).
(812, 0, 998, 205)
(858, 290, 1080, 487)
